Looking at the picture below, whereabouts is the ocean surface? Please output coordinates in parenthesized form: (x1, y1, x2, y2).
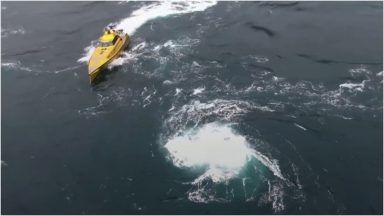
(1, 1, 383, 214)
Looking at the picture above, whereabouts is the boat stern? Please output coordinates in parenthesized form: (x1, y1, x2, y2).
(88, 68, 101, 84)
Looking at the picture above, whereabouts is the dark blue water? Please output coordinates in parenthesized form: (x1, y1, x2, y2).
(2, 1, 383, 214)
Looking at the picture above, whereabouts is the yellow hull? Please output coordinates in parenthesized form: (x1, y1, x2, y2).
(88, 68, 102, 84)
(88, 58, 112, 84)
(88, 30, 130, 84)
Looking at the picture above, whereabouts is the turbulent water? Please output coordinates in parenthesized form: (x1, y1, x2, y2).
(1, 1, 383, 214)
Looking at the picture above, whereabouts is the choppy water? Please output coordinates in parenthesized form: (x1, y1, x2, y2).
(1, 1, 383, 214)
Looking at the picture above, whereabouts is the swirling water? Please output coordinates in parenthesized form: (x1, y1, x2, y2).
(2, 1, 383, 214)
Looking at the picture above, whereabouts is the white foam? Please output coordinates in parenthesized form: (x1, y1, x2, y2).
(131, 41, 147, 52)
(1, 61, 33, 72)
(108, 41, 148, 66)
(192, 87, 205, 95)
(266, 181, 285, 212)
(164, 122, 285, 185)
(168, 105, 176, 112)
(54, 65, 82, 74)
(165, 123, 249, 173)
(165, 99, 274, 133)
(242, 55, 270, 64)
(339, 82, 364, 92)
(77, 45, 95, 63)
(163, 123, 286, 204)
(239, 66, 381, 113)
(162, 37, 200, 59)
(293, 123, 307, 131)
(1, 62, 18, 68)
(349, 66, 371, 77)
(163, 80, 173, 85)
(175, 88, 182, 96)
(163, 40, 178, 48)
(272, 76, 283, 82)
(1, 28, 26, 38)
(116, 1, 217, 35)
(251, 56, 269, 63)
(106, 41, 149, 67)
(336, 115, 353, 120)
(192, 61, 201, 67)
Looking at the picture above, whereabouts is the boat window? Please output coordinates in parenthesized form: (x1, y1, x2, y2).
(112, 36, 119, 45)
(98, 41, 113, 47)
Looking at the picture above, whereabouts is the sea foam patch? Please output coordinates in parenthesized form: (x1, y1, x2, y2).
(164, 122, 285, 203)
(1, 28, 26, 38)
(165, 123, 251, 181)
(1, 61, 34, 73)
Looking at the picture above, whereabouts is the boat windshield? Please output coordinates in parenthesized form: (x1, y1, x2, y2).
(98, 34, 119, 47)
(98, 41, 113, 47)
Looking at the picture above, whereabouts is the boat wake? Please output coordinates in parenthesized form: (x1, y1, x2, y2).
(1, 27, 25, 38)
(1, 61, 35, 73)
(77, 1, 217, 63)
(115, 1, 217, 35)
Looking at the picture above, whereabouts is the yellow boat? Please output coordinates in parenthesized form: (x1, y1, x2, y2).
(88, 28, 130, 83)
